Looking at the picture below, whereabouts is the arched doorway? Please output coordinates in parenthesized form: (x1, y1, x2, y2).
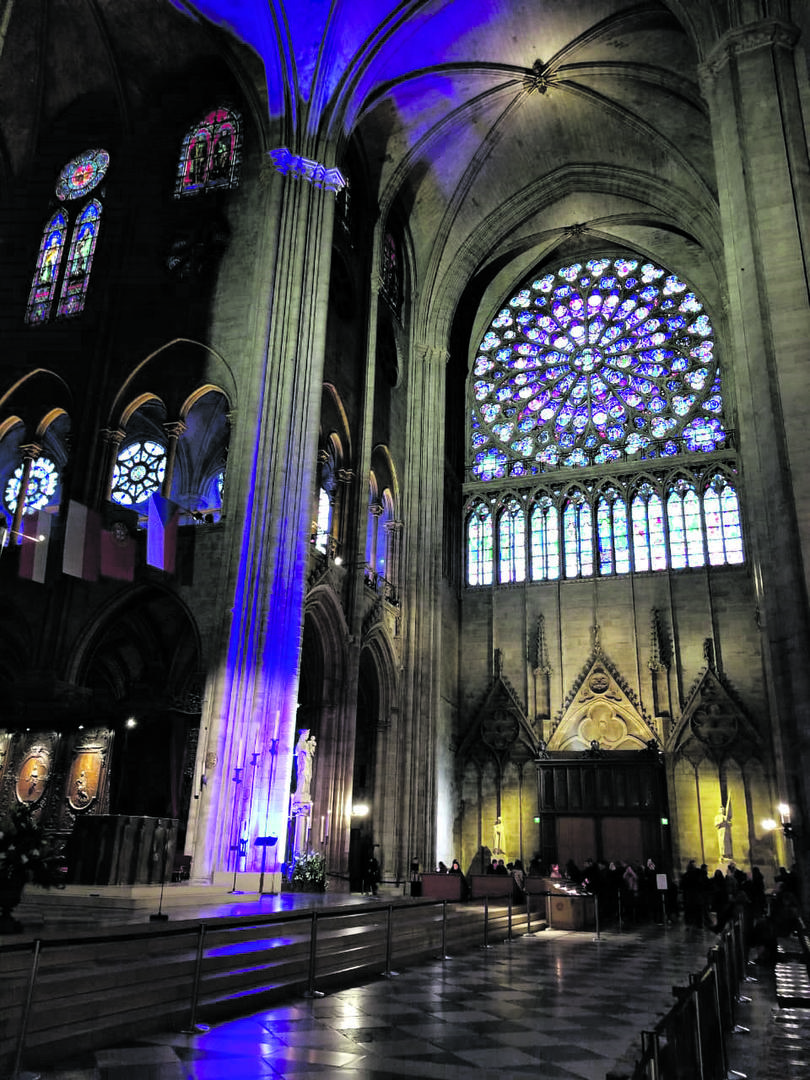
(73, 587, 203, 850)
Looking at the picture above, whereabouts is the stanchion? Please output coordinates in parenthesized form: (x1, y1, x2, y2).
(180, 924, 210, 1034)
(438, 900, 451, 960)
(12, 939, 42, 1080)
(617, 889, 623, 934)
(304, 911, 324, 998)
(506, 893, 513, 942)
(526, 892, 531, 935)
(592, 894, 601, 942)
(381, 903, 399, 977)
(480, 896, 493, 949)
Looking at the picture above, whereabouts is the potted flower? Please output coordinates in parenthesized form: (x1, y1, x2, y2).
(290, 851, 327, 892)
(0, 803, 65, 932)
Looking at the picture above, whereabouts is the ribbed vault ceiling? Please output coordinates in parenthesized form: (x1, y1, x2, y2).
(2, 0, 808, 337)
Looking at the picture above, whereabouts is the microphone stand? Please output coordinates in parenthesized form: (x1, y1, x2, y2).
(150, 820, 170, 921)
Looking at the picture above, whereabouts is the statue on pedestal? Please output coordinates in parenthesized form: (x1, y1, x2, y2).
(714, 800, 733, 862)
(294, 729, 317, 799)
(493, 816, 506, 856)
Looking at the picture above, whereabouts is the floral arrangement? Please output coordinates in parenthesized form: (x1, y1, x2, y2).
(0, 803, 65, 889)
(289, 851, 327, 891)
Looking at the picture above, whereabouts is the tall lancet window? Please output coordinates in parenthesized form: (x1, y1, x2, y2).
(530, 495, 560, 581)
(498, 498, 525, 583)
(467, 501, 493, 586)
(26, 148, 109, 324)
(175, 106, 242, 197)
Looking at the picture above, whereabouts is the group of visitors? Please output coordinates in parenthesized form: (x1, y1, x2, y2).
(432, 851, 802, 951)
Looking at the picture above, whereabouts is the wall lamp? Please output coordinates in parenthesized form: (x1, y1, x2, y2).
(762, 803, 795, 840)
(351, 804, 369, 817)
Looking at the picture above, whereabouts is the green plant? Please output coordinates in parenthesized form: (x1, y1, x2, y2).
(290, 851, 327, 891)
(0, 803, 65, 888)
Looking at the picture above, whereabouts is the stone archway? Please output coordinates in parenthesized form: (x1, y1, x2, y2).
(72, 586, 203, 849)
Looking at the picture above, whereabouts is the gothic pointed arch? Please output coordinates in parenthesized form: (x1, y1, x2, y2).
(65, 584, 204, 845)
(549, 636, 657, 751)
(457, 651, 534, 769)
(670, 641, 761, 763)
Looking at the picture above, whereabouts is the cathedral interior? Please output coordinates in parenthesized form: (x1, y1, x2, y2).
(0, 0, 808, 908)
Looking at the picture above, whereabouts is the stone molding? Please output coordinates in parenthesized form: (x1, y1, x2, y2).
(700, 18, 799, 84)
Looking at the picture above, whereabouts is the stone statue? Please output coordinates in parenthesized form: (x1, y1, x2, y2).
(294, 729, 317, 799)
(714, 800, 733, 861)
(493, 816, 505, 855)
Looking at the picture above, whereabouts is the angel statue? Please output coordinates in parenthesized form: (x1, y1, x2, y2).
(714, 799, 733, 861)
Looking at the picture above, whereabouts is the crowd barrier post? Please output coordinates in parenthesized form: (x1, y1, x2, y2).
(180, 924, 210, 1034)
(439, 901, 451, 960)
(640, 1029, 659, 1079)
(304, 912, 324, 998)
(480, 896, 493, 949)
(382, 903, 399, 977)
(506, 894, 513, 942)
(689, 974, 707, 1080)
(12, 939, 42, 1080)
(593, 894, 601, 942)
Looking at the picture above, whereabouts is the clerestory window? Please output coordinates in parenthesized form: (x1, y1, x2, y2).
(26, 149, 109, 324)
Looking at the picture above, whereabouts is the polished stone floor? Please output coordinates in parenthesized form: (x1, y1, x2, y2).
(22, 909, 809, 1080)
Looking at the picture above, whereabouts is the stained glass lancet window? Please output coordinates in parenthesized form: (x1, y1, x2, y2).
(530, 496, 560, 580)
(467, 502, 493, 585)
(498, 499, 525, 583)
(596, 487, 630, 575)
(175, 107, 242, 196)
(631, 483, 666, 572)
(26, 149, 109, 325)
(704, 473, 744, 565)
(26, 213, 67, 324)
(57, 200, 101, 317)
(470, 257, 726, 480)
(563, 492, 593, 578)
(667, 478, 704, 569)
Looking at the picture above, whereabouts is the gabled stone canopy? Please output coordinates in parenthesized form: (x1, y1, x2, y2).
(671, 655, 762, 764)
(549, 652, 658, 752)
(457, 653, 535, 767)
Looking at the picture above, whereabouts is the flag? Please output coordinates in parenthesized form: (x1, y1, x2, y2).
(147, 493, 179, 572)
(62, 500, 101, 580)
(19, 510, 52, 583)
(100, 521, 136, 581)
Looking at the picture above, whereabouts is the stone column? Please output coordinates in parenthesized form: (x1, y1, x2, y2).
(161, 420, 187, 499)
(701, 11, 810, 887)
(397, 341, 448, 876)
(190, 151, 344, 883)
(98, 428, 125, 504)
(10, 443, 39, 541)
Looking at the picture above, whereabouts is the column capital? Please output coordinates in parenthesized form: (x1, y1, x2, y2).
(700, 17, 799, 86)
(163, 420, 188, 440)
(100, 427, 126, 448)
(415, 343, 450, 367)
(19, 442, 42, 461)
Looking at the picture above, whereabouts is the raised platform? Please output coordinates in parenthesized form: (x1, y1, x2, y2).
(13, 881, 266, 927)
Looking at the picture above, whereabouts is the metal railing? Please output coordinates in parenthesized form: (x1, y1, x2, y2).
(629, 915, 750, 1080)
(1, 895, 526, 1078)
